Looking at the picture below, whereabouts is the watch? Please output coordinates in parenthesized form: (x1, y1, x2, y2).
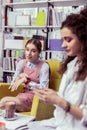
(64, 101, 71, 112)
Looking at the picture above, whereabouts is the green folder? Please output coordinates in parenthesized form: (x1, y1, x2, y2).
(16, 50, 19, 58)
(36, 12, 46, 26)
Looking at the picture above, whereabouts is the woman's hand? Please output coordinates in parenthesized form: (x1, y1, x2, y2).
(19, 73, 28, 79)
(9, 81, 21, 92)
(9, 73, 29, 92)
(0, 97, 15, 109)
(9, 77, 26, 92)
(34, 88, 59, 105)
(0, 97, 7, 109)
(34, 88, 83, 120)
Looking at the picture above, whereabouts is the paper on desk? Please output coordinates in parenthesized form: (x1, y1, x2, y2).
(0, 113, 35, 130)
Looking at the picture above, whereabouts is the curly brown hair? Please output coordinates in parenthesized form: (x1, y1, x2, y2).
(59, 7, 87, 81)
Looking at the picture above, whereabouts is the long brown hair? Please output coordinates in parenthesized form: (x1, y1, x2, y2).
(59, 7, 87, 81)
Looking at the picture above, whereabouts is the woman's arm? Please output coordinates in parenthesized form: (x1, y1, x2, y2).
(9, 60, 26, 91)
(38, 62, 50, 88)
(56, 95, 83, 120)
(34, 87, 83, 120)
(10, 76, 27, 92)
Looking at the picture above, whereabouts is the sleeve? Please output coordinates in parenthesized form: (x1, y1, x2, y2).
(79, 85, 87, 127)
(11, 60, 24, 84)
(38, 62, 50, 89)
(80, 105, 87, 127)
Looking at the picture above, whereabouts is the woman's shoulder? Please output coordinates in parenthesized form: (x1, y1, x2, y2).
(36, 59, 49, 68)
(39, 59, 48, 65)
(67, 57, 77, 68)
(16, 59, 25, 66)
(41, 60, 50, 69)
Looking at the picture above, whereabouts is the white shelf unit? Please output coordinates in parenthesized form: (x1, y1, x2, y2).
(3, 0, 87, 8)
(3, 1, 49, 29)
(3, 0, 87, 29)
(3, 0, 87, 48)
(50, 0, 87, 6)
(2, 0, 87, 82)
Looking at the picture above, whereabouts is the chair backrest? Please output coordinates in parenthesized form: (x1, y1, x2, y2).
(46, 60, 62, 91)
(33, 60, 62, 120)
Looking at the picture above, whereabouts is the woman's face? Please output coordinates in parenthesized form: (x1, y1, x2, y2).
(25, 43, 39, 63)
(61, 27, 82, 57)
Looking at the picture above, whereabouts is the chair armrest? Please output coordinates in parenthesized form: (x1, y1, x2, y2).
(30, 95, 55, 120)
(36, 100, 55, 120)
(21, 95, 39, 117)
(0, 82, 24, 99)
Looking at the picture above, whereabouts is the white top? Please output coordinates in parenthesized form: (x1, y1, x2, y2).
(40, 57, 87, 130)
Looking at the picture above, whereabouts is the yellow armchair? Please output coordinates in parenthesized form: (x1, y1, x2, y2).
(0, 60, 61, 120)
(33, 60, 62, 120)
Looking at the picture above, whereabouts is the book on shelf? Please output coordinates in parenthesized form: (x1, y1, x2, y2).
(3, 49, 11, 57)
(3, 57, 10, 70)
(36, 11, 46, 26)
(11, 50, 16, 57)
(11, 58, 16, 71)
(49, 6, 64, 27)
(3, 57, 17, 71)
(3, 49, 24, 58)
(40, 51, 67, 62)
(49, 39, 65, 51)
(15, 50, 20, 58)
(19, 50, 25, 58)
(55, 10, 64, 27)
(15, 15, 31, 26)
(15, 50, 24, 58)
(3, 72, 14, 83)
(7, 75, 12, 83)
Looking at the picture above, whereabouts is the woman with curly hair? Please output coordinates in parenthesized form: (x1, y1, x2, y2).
(27, 7, 87, 130)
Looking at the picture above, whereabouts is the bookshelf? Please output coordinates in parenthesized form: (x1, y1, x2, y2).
(2, 0, 87, 82)
(3, 0, 87, 47)
(3, 49, 24, 82)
